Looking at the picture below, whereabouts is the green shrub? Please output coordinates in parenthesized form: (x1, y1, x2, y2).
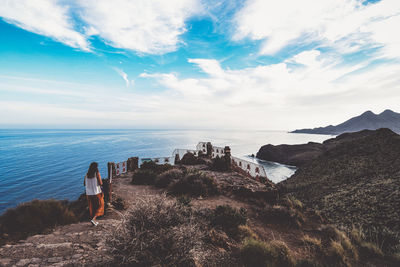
(180, 152, 198, 165)
(168, 171, 219, 197)
(211, 156, 231, 171)
(155, 169, 184, 188)
(240, 238, 271, 267)
(131, 169, 157, 185)
(240, 238, 294, 267)
(140, 161, 173, 174)
(211, 205, 247, 234)
(0, 200, 77, 244)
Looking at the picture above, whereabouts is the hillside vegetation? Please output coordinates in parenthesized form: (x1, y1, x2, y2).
(280, 128, 400, 255)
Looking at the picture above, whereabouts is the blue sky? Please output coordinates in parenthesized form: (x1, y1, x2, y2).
(0, 0, 399, 130)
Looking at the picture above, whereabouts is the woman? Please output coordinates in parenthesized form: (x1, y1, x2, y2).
(84, 162, 104, 226)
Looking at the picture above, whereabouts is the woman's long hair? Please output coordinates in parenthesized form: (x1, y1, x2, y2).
(87, 162, 98, 178)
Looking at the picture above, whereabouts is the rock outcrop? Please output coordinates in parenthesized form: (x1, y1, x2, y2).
(256, 129, 381, 166)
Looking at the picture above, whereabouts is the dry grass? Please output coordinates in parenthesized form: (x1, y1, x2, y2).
(0, 199, 78, 245)
(240, 238, 295, 267)
(301, 235, 322, 253)
(168, 171, 219, 197)
(107, 194, 231, 266)
(211, 205, 247, 235)
(282, 195, 303, 210)
(238, 225, 259, 240)
(327, 240, 350, 267)
(322, 225, 358, 261)
(260, 205, 305, 228)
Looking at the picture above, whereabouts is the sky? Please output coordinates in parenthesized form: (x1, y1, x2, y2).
(0, 0, 399, 130)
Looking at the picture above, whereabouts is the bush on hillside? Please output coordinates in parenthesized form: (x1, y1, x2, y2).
(155, 169, 184, 188)
(108, 195, 229, 266)
(211, 205, 247, 234)
(238, 225, 259, 240)
(140, 161, 173, 174)
(0, 199, 78, 245)
(260, 205, 305, 228)
(301, 234, 322, 253)
(321, 225, 358, 265)
(168, 171, 219, 197)
(112, 196, 127, 211)
(131, 169, 157, 185)
(281, 195, 303, 210)
(240, 238, 295, 267)
(180, 152, 198, 165)
(68, 193, 90, 221)
(211, 156, 231, 172)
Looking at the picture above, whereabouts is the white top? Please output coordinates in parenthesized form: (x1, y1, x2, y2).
(85, 174, 102, 195)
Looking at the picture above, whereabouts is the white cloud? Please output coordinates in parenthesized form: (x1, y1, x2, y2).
(0, 0, 90, 51)
(139, 52, 400, 129)
(2, 51, 400, 129)
(233, 0, 400, 58)
(77, 0, 203, 54)
(113, 68, 133, 87)
(0, 0, 202, 54)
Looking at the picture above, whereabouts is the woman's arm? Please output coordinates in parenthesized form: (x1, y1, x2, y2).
(97, 172, 103, 186)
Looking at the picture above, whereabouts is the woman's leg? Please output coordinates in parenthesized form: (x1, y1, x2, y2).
(93, 193, 105, 221)
(86, 195, 94, 219)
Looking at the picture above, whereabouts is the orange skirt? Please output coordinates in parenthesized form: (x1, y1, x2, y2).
(86, 192, 104, 218)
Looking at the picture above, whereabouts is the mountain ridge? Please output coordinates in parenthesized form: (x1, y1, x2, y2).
(291, 109, 400, 135)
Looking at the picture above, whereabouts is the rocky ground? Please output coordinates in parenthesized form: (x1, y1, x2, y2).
(0, 168, 277, 267)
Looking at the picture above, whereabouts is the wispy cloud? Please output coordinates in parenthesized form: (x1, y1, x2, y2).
(0, 0, 90, 51)
(0, 0, 203, 54)
(77, 0, 203, 54)
(113, 67, 133, 87)
(233, 0, 400, 58)
(140, 51, 400, 128)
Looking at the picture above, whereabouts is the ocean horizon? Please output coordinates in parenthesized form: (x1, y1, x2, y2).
(0, 129, 331, 214)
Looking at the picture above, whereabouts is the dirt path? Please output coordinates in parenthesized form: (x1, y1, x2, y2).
(0, 172, 136, 267)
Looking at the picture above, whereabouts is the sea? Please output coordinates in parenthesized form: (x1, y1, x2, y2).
(0, 129, 331, 214)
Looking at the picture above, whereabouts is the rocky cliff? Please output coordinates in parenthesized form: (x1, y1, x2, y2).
(257, 129, 381, 166)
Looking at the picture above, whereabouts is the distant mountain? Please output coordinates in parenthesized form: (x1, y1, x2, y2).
(291, 109, 400, 135)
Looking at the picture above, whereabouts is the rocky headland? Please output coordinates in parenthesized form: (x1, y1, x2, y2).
(257, 128, 383, 166)
(259, 128, 400, 258)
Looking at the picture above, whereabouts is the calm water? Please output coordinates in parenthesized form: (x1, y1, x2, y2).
(0, 129, 330, 214)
